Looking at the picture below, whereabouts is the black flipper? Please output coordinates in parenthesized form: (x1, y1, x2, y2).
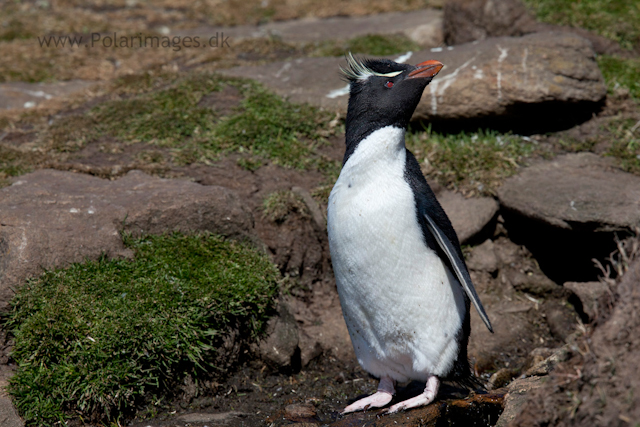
(423, 212, 494, 333)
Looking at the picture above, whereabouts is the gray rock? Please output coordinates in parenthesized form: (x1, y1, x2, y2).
(437, 191, 498, 244)
(443, 0, 623, 55)
(564, 280, 611, 321)
(467, 239, 500, 273)
(497, 153, 640, 233)
(0, 169, 254, 311)
(524, 345, 570, 377)
(0, 366, 23, 427)
(176, 9, 443, 46)
(220, 32, 605, 128)
(0, 80, 93, 110)
(495, 376, 546, 427)
(255, 301, 300, 369)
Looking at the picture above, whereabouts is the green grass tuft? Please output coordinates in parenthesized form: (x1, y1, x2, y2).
(6, 233, 280, 426)
(263, 190, 309, 223)
(312, 33, 421, 57)
(605, 117, 640, 174)
(522, 0, 640, 50)
(212, 82, 330, 169)
(45, 72, 331, 170)
(597, 55, 640, 99)
(406, 127, 536, 195)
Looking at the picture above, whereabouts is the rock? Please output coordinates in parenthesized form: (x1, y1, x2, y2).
(437, 191, 498, 244)
(467, 239, 500, 273)
(524, 346, 570, 377)
(443, 0, 538, 45)
(564, 281, 611, 322)
(510, 257, 640, 426)
(506, 269, 563, 297)
(221, 32, 605, 132)
(498, 154, 640, 233)
(488, 367, 518, 390)
(0, 80, 93, 110)
(0, 169, 255, 311)
(177, 9, 443, 46)
(495, 376, 545, 427)
(0, 366, 23, 427)
(255, 301, 300, 370)
(284, 403, 317, 422)
(498, 153, 640, 283)
(178, 411, 246, 424)
(443, 0, 623, 55)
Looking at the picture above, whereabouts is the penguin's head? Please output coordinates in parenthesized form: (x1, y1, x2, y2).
(342, 53, 443, 140)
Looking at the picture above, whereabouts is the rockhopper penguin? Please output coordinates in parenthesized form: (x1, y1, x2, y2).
(327, 54, 494, 414)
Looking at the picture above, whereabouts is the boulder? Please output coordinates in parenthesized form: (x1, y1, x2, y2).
(495, 376, 545, 427)
(443, 0, 623, 55)
(0, 169, 255, 311)
(437, 190, 498, 244)
(220, 32, 606, 132)
(176, 9, 443, 46)
(254, 301, 301, 370)
(497, 153, 640, 233)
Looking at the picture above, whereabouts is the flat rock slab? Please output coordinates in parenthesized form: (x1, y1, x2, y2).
(219, 32, 605, 130)
(0, 169, 254, 311)
(176, 9, 443, 46)
(438, 190, 498, 243)
(0, 80, 93, 110)
(497, 153, 640, 232)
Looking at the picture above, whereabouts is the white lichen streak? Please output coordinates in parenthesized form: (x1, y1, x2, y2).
(496, 45, 509, 102)
(429, 55, 477, 115)
(522, 48, 528, 87)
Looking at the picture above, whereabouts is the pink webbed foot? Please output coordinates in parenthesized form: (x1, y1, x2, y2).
(341, 376, 396, 414)
(384, 375, 440, 414)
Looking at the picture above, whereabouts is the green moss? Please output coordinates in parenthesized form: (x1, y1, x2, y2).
(6, 233, 280, 426)
(522, 0, 640, 50)
(597, 55, 640, 99)
(312, 33, 421, 57)
(406, 127, 536, 195)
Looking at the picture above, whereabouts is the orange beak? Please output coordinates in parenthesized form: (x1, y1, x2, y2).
(407, 60, 444, 79)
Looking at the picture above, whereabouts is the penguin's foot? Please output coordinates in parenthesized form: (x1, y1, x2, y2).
(384, 375, 440, 414)
(341, 376, 395, 414)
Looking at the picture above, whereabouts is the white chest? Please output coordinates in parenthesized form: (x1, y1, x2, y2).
(327, 126, 466, 382)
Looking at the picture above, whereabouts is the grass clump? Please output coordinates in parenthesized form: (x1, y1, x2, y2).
(213, 82, 330, 169)
(312, 33, 421, 57)
(406, 127, 535, 195)
(522, 0, 640, 50)
(263, 190, 309, 223)
(47, 72, 331, 170)
(606, 117, 640, 174)
(597, 55, 640, 99)
(6, 232, 280, 426)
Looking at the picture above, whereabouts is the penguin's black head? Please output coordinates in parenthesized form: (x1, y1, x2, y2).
(342, 53, 443, 148)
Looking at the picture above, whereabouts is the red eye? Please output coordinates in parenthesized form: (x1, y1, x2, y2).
(385, 81, 394, 88)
